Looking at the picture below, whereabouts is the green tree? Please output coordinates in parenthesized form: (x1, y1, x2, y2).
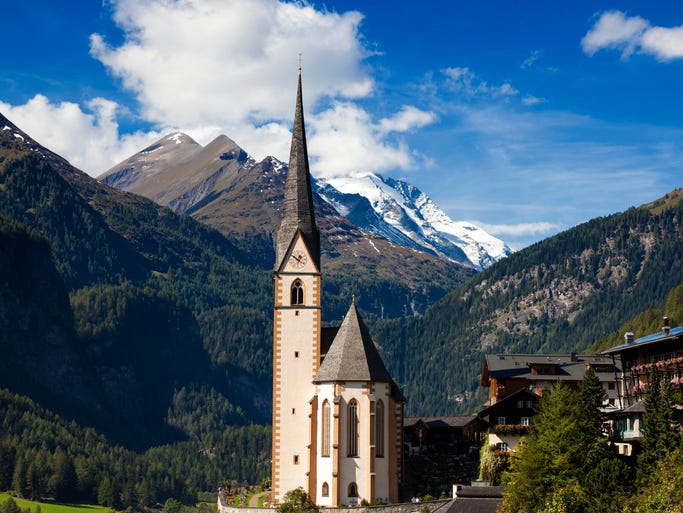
(501, 383, 582, 513)
(49, 449, 77, 501)
(0, 444, 16, 491)
(12, 455, 28, 498)
(163, 498, 184, 513)
(638, 370, 678, 486)
(631, 448, 683, 512)
(0, 497, 21, 513)
(277, 488, 319, 513)
(478, 434, 508, 485)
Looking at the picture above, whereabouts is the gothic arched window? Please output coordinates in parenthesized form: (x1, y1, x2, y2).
(348, 482, 358, 498)
(322, 400, 331, 457)
(375, 400, 384, 458)
(291, 279, 304, 305)
(348, 399, 359, 457)
(322, 482, 329, 497)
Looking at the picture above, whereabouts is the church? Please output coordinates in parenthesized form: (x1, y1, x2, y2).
(271, 70, 405, 507)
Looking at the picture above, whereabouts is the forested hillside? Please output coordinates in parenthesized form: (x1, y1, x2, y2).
(372, 188, 683, 415)
(0, 113, 275, 496)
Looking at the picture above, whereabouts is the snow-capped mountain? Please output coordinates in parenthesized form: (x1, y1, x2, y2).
(317, 173, 512, 270)
(100, 132, 510, 271)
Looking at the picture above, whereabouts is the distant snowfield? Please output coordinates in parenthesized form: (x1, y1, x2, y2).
(320, 172, 512, 270)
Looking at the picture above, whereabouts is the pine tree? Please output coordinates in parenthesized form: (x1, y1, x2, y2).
(11, 455, 28, 498)
(501, 383, 584, 513)
(638, 371, 678, 486)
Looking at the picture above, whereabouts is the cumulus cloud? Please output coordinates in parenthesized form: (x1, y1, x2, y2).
(378, 105, 436, 133)
(582, 10, 683, 61)
(308, 102, 434, 178)
(0, 95, 162, 174)
(1, 0, 436, 178)
(90, 0, 373, 127)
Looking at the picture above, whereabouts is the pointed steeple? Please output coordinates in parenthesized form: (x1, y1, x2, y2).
(313, 301, 394, 384)
(275, 69, 320, 270)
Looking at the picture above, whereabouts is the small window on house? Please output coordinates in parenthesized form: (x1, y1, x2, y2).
(292, 408, 296, 415)
(293, 455, 299, 464)
(608, 382, 615, 390)
(495, 442, 509, 452)
(525, 400, 533, 409)
(517, 400, 523, 408)
(294, 351, 300, 358)
(497, 416, 506, 426)
(348, 482, 358, 498)
(322, 482, 329, 497)
(521, 416, 531, 426)
(291, 279, 304, 305)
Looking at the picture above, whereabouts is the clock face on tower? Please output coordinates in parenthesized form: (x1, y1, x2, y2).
(290, 250, 308, 268)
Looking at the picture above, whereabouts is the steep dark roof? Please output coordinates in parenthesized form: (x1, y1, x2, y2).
(314, 301, 394, 385)
(275, 69, 320, 271)
(404, 416, 482, 429)
(482, 353, 620, 383)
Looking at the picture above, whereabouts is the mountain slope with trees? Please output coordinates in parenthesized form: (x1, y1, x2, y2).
(371, 187, 683, 415)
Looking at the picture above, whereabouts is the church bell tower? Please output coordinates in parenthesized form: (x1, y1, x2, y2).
(271, 68, 321, 504)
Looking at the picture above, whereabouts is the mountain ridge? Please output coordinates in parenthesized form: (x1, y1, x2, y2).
(99, 131, 510, 270)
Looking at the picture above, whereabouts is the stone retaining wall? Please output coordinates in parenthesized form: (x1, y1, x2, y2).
(217, 499, 452, 513)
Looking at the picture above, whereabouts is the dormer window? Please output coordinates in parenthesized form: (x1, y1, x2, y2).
(291, 279, 304, 305)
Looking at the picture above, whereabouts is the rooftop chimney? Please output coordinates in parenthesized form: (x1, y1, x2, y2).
(663, 317, 671, 335)
(625, 332, 635, 344)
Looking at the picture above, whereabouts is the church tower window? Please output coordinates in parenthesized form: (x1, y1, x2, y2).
(348, 482, 358, 498)
(375, 400, 384, 458)
(348, 399, 359, 457)
(322, 400, 331, 457)
(291, 279, 304, 305)
(321, 482, 329, 497)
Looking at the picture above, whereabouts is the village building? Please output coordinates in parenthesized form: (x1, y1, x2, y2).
(404, 416, 486, 457)
(602, 318, 683, 455)
(478, 353, 621, 451)
(270, 70, 404, 507)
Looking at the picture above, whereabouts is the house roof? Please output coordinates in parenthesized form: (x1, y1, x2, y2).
(404, 416, 483, 429)
(482, 353, 620, 385)
(446, 487, 504, 513)
(275, 70, 320, 271)
(314, 301, 401, 401)
(478, 388, 538, 417)
(602, 326, 683, 355)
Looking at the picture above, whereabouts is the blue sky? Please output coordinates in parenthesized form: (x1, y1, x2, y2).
(2, 1, 683, 249)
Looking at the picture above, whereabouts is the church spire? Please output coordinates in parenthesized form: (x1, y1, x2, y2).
(275, 68, 320, 271)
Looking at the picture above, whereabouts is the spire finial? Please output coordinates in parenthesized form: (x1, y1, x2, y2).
(298, 53, 302, 74)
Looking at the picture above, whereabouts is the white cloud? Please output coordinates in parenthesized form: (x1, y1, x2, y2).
(378, 105, 436, 133)
(308, 102, 434, 178)
(90, 0, 373, 127)
(521, 49, 542, 69)
(582, 10, 683, 61)
(442, 67, 518, 98)
(0, 0, 435, 179)
(0, 95, 162, 175)
(641, 25, 683, 60)
(474, 221, 561, 237)
(522, 95, 547, 106)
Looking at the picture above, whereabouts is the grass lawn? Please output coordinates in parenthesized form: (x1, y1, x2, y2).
(0, 493, 111, 513)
